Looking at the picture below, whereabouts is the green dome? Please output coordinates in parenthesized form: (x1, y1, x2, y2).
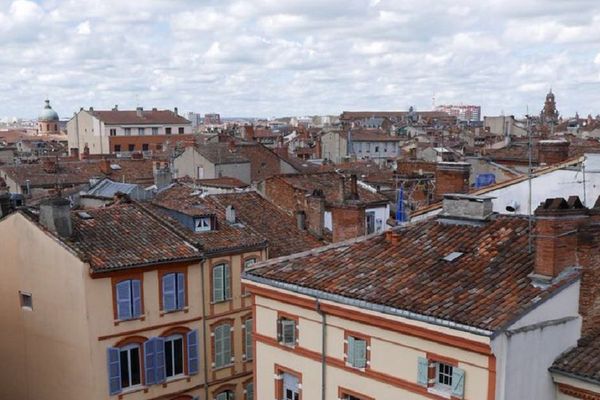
(38, 99, 59, 122)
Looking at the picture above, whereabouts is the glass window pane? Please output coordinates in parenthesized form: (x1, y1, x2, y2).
(174, 338, 183, 375)
(165, 340, 173, 377)
(130, 347, 140, 386)
(120, 349, 130, 388)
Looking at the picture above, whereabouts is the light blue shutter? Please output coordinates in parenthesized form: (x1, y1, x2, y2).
(144, 338, 156, 385)
(246, 382, 254, 400)
(155, 337, 166, 383)
(116, 280, 132, 320)
(213, 265, 224, 302)
(176, 272, 185, 310)
(223, 324, 232, 365)
(131, 279, 142, 318)
(107, 347, 121, 395)
(355, 339, 367, 368)
(347, 336, 355, 365)
(451, 367, 465, 398)
(224, 264, 231, 300)
(245, 319, 253, 359)
(417, 357, 429, 386)
(163, 274, 176, 311)
(187, 329, 199, 375)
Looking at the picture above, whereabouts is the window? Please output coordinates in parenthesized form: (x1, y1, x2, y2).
(152, 127, 158, 135)
(216, 391, 235, 400)
(194, 216, 212, 232)
(346, 336, 367, 369)
(107, 344, 141, 395)
(212, 264, 231, 303)
(417, 357, 465, 399)
(110, 128, 117, 136)
(142, 143, 149, 151)
(244, 318, 253, 360)
(138, 128, 145, 135)
(166, 127, 172, 135)
(365, 211, 376, 235)
(277, 317, 297, 347)
(115, 279, 142, 320)
(124, 128, 131, 136)
(164, 335, 184, 378)
(281, 372, 300, 400)
(437, 362, 453, 387)
(244, 258, 257, 270)
(162, 272, 185, 312)
(128, 144, 135, 152)
(114, 144, 121, 152)
(214, 323, 232, 368)
(178, 127, 184, 134)
(19, 291, 32, 309)
(245, 382, 254, 400)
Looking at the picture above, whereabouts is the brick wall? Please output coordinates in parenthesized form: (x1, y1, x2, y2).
(264, 177, 305, 216)
(331, 205, 365, 242)
(306, 191, 325, 238)
(538, 141, 570, 165)
(397, 160, 437, 175)
(578, 224, 600, 337)
(434, 163, 470, 201)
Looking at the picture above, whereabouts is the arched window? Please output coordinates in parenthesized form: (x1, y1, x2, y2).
(216, 390, 235, 400)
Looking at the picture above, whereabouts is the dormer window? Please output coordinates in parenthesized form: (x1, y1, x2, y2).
(194, 216, 212, 232)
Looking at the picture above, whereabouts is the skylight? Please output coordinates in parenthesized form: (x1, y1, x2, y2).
(442, 251, 463, 262)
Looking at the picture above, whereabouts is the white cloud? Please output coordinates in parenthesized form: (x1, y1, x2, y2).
(76, 20, 90, 35)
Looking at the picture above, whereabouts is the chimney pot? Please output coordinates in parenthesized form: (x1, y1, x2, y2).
(174, 107, 178, 115)
(136, 107, 143, 117)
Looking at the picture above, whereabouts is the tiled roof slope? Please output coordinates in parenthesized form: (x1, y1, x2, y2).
(25, 203, 199, 272)
(551, 334, 600, 384)
(246, 215, 577, 332)
(195, 143, 250, 165)
(90, 110, 190, 125)
(210, 192, 324, 258)
(236, 143, 299, 182)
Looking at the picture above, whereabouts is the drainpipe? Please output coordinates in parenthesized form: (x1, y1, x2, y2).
(200, 260, 210, 400)
(316, 299, 326, 400)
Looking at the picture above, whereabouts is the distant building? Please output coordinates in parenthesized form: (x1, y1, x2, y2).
(540, 89, 560, 126)
(321, 129, 402, 164)
(37, 99, 60, 134)
(204, 113, 221, 125)
(186, 112, 202, 128)
(66, 106, 192, 157)
(436, 104, 481, 123)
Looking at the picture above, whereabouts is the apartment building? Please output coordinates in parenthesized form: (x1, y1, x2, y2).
(320, 129, 402, 165)
(243, 194, 600, 400)
(67, 106, 192, 156)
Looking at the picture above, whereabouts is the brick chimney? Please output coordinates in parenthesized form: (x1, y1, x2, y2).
(347, 174, 359, 201)
(100, 158, 111, 175)
(538, 140, 570, 165)
(42, 157, 58, 174)
(532, 196, 588, 281)
(306, 189, 325, 238)
(331, 204, 366, 242)
(245, 125, 255, 141)
(577, 223, 600, 337)
(434, 162, 470, 201)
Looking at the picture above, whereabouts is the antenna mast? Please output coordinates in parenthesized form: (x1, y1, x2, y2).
(527, 107, 533, 253)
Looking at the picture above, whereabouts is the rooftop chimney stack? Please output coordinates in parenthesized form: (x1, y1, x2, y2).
(440, 194, 494, 222)
(434, 162, 471, 201)
(174, 107, 178, 115)
(538, 140, 570, 165)
(136, 107, 143, 118)
(42, 157, 58, 174)
(112, 104, 118, 111)
(39, 198, 73, 238)
(153, 161, 172, 190)
(532, 196, 588, 283)
(225, 205, 236, 224)
(348, 174, 359, 201)
(306, 189, 325, 238)
(100, 158, 112, 175)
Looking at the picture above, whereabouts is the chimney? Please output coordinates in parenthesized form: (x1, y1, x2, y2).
(82, 145, 90, 160)
(306, 189, 325, 238)
(538, 140, 570, 165)
(112, 104, 118, 111)
(577, 220, 600, 337)
(89, 106, 94, 112)
(70, 148, 79, 158)
(385, 229, 402, 245)
(225, 205, 236, 224)
(245, 125, 255, 141)
(153, 161, 172, 189)
(39, 198, 72, 238)
(532, 196, 588, 282)
(439, 194, 494, 222)
(295, 211, 306, 230)
(331, 203, 366, 242)
(228, 138, 237, 153)
(136, 107, 143, 117)
(42, 157, 58, 174)
(434, 162, 470, 201)
(348, 174, 359, 201)
(0, 188, 11, 218)
(100, 158, 111, 175)
(174, 107, 178, 116)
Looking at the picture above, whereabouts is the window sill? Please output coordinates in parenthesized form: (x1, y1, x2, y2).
(159, 307, 189, 316)
(211, 299, 232, 305)
(114, 315, 146, 326)
(278, 342, 297, 349)
(427, 386, 452, 399)
(118, 385, 148, 398)
(162, 375, 191, 387)
(345, 362, 366, 372)
(212, 363, 234, 371)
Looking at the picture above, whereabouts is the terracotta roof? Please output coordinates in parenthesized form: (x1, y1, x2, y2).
(270, 172, 389, 206)
(0, 129, 65, 145)
(0, 159, 155, 188)
(551, 334, 600, 385)
(340, 111, 449, 120)
(236, 143, 299, 182)
(90, 110, 190, 125)
(195, 177, 250, 188)
(341, 129, 403, 142)
(24, 202, 199, 272)
(194, 143, 250, 165)
(246, 215, 578, 332)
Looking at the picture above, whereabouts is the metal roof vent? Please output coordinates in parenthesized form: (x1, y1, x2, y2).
(77, 211, 93, 220)
(442, 251, 463, 262)
(110, 164, 122, 170)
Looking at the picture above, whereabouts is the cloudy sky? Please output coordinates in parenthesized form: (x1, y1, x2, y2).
(1, 0, 599, 119)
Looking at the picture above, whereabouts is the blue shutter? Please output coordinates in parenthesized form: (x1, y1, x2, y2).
(144, 338, 156, 385)
(223, 324, 232, 364)
(245, 319, 253, 359)
(213, 265, 224, 302)
(131, 279, 142, 318)
(347, 336, 355, 365)
(224, 264, 231, 300)
(451, 367, 465, 398)
(176, 272, 185, 309)
(155, 337, 166, 383)
(354, 339, 367, 368)
(162, 274, 176, 311)
(116, 280, 132, 320)
(107, 347, 121, 395)
(187, 329, 199, 375)
(417, 357, 429, 386)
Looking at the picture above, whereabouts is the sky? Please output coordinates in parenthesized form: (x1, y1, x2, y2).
(1, 0, 600, 120)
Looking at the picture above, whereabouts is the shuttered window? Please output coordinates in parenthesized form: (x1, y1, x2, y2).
(277, 318, 296, 346)
(245, 382, 254, 400)
(164, 335, 184, 378)
(162, 272, 185, 312)
(214, 323, 232, 368)
(347, 336, 367, 369)
(106, 344, 141, 395)
(216, 390, 235, 400)
(244, 318, 253, 360)
(212, 264, 231, 303)
(416, 357, 465, 399)
(187, 330, 199, 375)
(115, 279, 142, 320)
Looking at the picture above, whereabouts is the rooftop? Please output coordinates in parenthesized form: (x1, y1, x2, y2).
(245, 214, 578, 333)
(551, 334, 600, 385)
(194, 143, 250, 165)
(89, 109, 190, 125)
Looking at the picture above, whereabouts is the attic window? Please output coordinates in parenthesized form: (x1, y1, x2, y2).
(77, 211, 93, 220)
(194, 216, 212, 232)
(442, 252, 463, 262)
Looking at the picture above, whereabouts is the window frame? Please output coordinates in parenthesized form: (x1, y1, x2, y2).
(138, 127, 145, 136)
(274, 364, 302, 400)
(119, 343, 143, 390)
(194, 216, 212, 232)
(344, 330, 370, 371)
(124, 127, 131, 136)
(166, 127, 172, 135)
(163, 334, 185, 380)
(152, 127, 158, 135)
(211, 262, 231, 303)
(242, 314, 253, 361)
(19, 291, 32, 310)
(338, 387, 375, 400)
(212, 319, 234, 370)
(109, 128, 117, 136)
(178, 127, 185, 134)
(158, 268, 188, 314)
(244, 378, 254, 400)
(111, 273, 144, 323)
(277, 312, 299, 348)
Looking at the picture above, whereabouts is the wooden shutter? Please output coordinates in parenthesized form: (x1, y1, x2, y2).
(107, 347, 121, 395)
(451, 367, 465, 398)
(417, 357, 429, 386)
(213, 264, 224, 302)
(282, 319, 295, 345)
(144, 338, 156, 385)
(176, 272, 185, 309)
(131, 279, 142, 318)
(224, 264, 231, 300)
(155, 337, 166, 383)
(276, 318, 282, 342)
(354, 339, 367, 368)
(224, 324, 232, 364)
(347, 336, 355, 366)
(162, 274, 176, 311)
(245, 319, 253, 359)
(187, 329, 199, 375)
(215, 325, 224, 367)
(246, 382, 254, 400)
(116, 280, 132, 320)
